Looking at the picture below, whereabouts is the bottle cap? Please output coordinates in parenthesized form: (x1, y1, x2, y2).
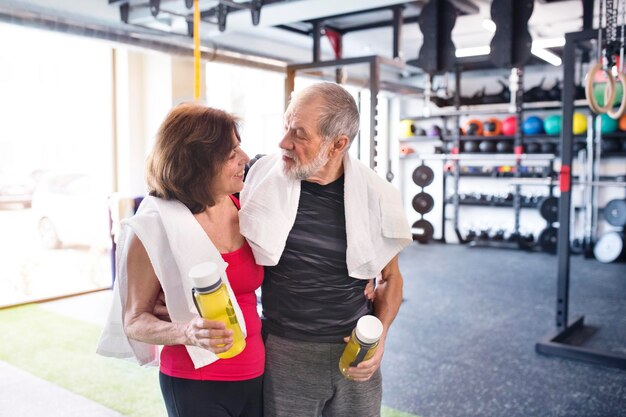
(355, 315, 383, 344)
(188, 262, 222, 292)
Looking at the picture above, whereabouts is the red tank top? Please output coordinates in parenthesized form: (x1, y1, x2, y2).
(159, 196, 265, 381)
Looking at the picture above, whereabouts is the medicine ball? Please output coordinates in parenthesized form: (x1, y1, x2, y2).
(428, 125, 443, 137)
(619, 114, 626, 131)
(463, 119, 483, 136)
(479, 140, 496, 153)
(573, 112, 587, 134)
(463, 140, 479, 153)
(483, 118, 502, 136)
(399, 120, 415, 138)
(523, 116, 544, 135)
(543, 115, 562, 135)
(525, 142, 540, 154)
(414, 127, 427, 136)
(596, 113, 619, 134)
(496, 141, 513, 153)
(501, 116, 517, 136)
(540, 142, 557, 154)
(593, 81, 623, 107)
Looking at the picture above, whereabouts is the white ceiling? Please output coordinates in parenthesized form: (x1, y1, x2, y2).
(0, 0, 586, 65)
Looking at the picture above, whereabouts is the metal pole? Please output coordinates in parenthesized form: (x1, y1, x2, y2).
(369, 58, 380, 170)
(312, 20, 322, 63)
(556, 33, 577, 330)
(513, 67, 524, 236)
(392, 6, 403, 59)
(453, 67, 461, 234)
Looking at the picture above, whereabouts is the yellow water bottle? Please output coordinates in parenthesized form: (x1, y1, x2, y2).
(339, 315, 383, 378)
(189, 262, 246, 359)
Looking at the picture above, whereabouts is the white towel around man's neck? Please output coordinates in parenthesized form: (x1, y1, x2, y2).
(96, 196, 246, 368)
(239, 152, 411, 279)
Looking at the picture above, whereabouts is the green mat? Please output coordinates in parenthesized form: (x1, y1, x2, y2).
(0, 304, 418, 417)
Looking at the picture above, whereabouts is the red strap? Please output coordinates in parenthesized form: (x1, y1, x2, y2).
(451, 147, 459, 154)
(559, 165, 571, 193)
(514, 145, 524, 155)
(325, 28, 342, 59)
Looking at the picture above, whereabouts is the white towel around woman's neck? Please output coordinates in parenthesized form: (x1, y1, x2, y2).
(239, 152, 412, 279)
(96, 196, 246, 368)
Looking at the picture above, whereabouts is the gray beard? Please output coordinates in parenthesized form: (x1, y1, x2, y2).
(283, 144, 330, 180)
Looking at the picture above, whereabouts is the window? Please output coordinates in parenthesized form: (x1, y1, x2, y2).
(205, 62, 285, 157)
(0, 23, 114, 307)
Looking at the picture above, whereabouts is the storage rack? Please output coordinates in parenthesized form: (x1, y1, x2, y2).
(401, 65, 577, 247)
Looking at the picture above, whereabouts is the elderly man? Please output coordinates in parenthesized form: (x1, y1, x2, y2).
(240, 82, 411, 417)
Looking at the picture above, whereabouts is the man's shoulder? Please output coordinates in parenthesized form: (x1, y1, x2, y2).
(350, 157, 400, 199)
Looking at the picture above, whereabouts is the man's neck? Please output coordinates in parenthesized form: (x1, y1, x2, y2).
(305, 154, 345, 185)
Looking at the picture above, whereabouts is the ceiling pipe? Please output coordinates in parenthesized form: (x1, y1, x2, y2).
(0, 3, 287, 73)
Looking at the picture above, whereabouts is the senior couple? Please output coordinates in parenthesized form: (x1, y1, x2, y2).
(97, 82, 412, 417)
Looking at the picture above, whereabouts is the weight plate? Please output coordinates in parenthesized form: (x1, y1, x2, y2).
(411, 219, 434, 244)
(604, 199, 626, 227)
(594, 232, 625, 263)
(412, 165, 434, 187)
(538, 226, 558, 254)
(412, 192, 435, 214)
(538, 196, 559, 223)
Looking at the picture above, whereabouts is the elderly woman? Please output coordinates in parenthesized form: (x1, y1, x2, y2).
(98, 103, 263, 417)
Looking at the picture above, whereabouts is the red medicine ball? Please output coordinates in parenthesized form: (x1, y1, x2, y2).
(502, 116, 517, 136)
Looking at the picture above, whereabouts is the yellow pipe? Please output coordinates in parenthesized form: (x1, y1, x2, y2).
(194, 0, 201, 101)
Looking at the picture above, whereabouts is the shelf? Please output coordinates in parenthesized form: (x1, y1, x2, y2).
(437, 135, 587, 143)
(601, 132, 626, 140)
(399, 150, 626, 161)
(402, 99, 590, 120)
(600, 152, 626, 158)
(399, 136, 442, 143)
(400, 153, 557, 161)
(468, 240, 531, 250)
(447, 172, 547, 178)
(508, 178, 626, 187)
(447, 199, 538, 208)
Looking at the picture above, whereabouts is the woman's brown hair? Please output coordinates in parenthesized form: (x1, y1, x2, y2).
(146, 103, 240, 213)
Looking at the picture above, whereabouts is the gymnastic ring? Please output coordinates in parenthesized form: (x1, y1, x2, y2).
(585, 62, 616, 114)
(607, 71, 626, 119)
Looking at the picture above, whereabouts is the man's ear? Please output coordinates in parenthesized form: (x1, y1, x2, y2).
(330, 135, 350, 156)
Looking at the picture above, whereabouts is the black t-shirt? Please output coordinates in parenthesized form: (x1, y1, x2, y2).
(261, 175, 373, 342)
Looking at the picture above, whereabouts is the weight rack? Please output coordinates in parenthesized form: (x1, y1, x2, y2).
(535, 27, 626, 370)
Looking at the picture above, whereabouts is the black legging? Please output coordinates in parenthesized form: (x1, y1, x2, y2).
(159, 373, 263, 417)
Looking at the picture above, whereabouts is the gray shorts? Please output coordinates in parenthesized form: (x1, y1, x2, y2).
(263, 334, 382, 417)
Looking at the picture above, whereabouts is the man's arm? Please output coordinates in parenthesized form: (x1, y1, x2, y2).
(346, 255, 403, 381)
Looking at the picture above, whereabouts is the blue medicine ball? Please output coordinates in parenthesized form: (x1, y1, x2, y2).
(523, 116, 545, 135)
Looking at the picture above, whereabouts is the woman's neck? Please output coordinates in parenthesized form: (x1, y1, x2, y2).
(202, 194, 232, 220)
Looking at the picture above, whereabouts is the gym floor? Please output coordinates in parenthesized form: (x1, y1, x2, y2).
(383, 243, 626, 417)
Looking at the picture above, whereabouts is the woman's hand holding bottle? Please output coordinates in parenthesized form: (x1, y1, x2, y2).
(184, 317, 234, 354)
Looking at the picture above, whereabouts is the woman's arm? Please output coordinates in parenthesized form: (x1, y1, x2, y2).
(123, 235, 234, 353)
